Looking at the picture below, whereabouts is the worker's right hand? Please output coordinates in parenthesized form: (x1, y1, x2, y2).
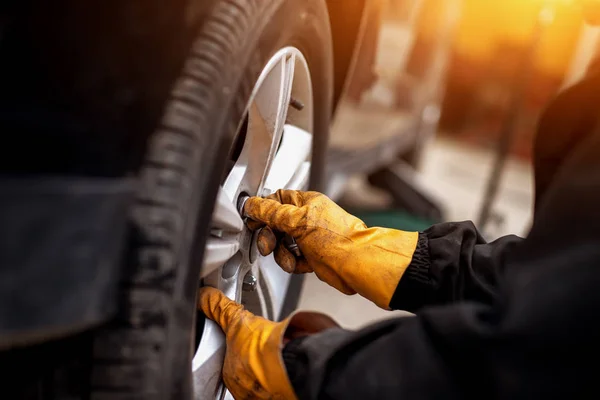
(244, 190, 419, 309)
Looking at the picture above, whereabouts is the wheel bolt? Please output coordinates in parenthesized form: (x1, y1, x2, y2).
(242, 273, 257, 292)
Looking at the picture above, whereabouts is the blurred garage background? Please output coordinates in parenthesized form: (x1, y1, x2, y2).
(298, 0, 600, 328)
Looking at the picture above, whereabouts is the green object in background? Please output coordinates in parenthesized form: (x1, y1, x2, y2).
(350, 209, 434, 232)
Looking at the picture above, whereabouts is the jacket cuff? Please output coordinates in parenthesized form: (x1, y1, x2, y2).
(282, 336, 309, 388)
(389, 233, 433, 312)
(282, 327, 353, 398)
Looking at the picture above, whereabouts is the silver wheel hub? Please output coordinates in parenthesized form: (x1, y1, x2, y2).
(192, 47, 314, 399)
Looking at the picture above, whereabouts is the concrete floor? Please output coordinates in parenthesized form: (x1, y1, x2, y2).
(297, 136, 534, 328)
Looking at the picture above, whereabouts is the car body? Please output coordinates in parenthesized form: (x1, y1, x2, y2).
(0, 1, 460, 399)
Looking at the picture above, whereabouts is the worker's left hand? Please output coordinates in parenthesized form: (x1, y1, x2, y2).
(198, 287, 338, 399)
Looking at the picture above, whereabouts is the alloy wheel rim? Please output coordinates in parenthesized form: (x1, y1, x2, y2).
(192, 47, 314, 399)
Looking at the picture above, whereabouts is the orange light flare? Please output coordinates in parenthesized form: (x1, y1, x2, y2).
(453, 0, 591, 77)
(532, 0, 600, 26)
(581, 0, 600, 24)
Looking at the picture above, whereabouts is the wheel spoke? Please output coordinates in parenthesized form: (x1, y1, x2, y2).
(257, 254, 292, 321)
(222, 391, 235, 400)
(222, 162, 247, 205)
(286, 161, 311, 191)
(244, 50, 296, 194)
(242, 101, 277, 193)
(201, 238, 240, 278)
(192, 320, 226, 398)
(254, 269, 271, 319)
(211, 187, 244, 233)
(263, 124, 312, 192)
(240, 263, 275, 320)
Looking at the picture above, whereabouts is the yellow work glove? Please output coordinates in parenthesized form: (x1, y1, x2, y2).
(198, 287, 338, 400)
(244, 190, 419, 309)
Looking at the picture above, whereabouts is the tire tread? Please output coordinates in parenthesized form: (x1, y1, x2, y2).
(91, 1, 264, 399)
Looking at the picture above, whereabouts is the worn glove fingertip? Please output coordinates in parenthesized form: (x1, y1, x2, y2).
(257, 227, 277, 256)
(197, 287, 220, 315)
(243, 196, 276, 223)
(274, 244, 297, 274)
(246, 219, 264, 231)
(198, 287, 246, 330)
(294, 259, 314, 274)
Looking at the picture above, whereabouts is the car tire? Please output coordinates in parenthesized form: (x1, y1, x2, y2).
(91, 1, 333, 400)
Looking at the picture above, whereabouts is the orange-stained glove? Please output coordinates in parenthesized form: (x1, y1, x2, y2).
(244, 190, 419, 309)
(198, 287, 338, 400)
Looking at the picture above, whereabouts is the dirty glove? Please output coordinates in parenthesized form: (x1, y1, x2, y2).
(244, 190, 419, 309)
(198, 287, 338, 399)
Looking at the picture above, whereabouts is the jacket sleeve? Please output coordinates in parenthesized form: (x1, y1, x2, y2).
(389, 222, 523, 313)
(389, 70, 600, 314)
(283, 88, 600, 400)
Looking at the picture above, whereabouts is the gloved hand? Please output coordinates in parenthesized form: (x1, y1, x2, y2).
(198, 287, 338, 399)
(244, 190, 419, 309)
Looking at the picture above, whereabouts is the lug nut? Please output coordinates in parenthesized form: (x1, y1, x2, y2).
(242, 273, 257, 292)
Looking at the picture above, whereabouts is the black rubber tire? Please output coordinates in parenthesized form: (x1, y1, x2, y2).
(91, 1, 333, 399)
